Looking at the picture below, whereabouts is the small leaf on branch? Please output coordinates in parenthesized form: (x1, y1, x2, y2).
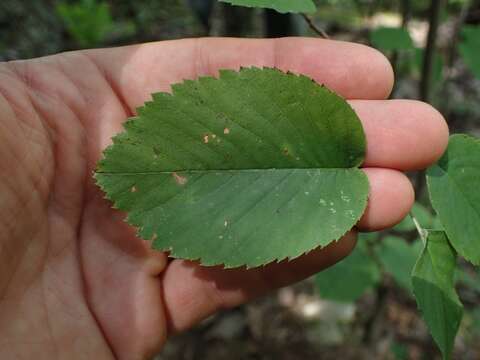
(95, 67, 369, 268)
(412, 230, 463, 359)
(427, 134, 480, 265)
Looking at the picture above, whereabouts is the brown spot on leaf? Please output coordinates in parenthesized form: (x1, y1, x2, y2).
(223, 128, 230, 135)
(151, 233, 158, 241)
(283, 147, 289, 156)
(203, 135, 209, 144)
(131, 186, 137, 193)
(172, 172, 187, 186)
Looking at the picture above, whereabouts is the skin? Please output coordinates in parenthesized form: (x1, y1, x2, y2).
(0, 37, 449, 360)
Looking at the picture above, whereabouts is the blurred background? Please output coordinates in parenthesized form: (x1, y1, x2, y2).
(1, 0, 479, 359)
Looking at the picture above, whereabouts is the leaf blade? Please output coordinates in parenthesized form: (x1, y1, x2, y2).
(96, 67, 369, 268)
(427, 134, 480, 265)
(412, 230, 463, 359)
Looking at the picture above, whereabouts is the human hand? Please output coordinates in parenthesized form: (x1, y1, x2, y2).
(0, 38, 448, 359)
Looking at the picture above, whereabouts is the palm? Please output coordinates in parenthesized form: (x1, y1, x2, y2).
(0, 38, 448, 360)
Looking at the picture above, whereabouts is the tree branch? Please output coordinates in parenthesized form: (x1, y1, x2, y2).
(420, 0, 444, 102)
(415, 0, 444, 199)
(301, 13, 329, 39)
(389, 0, 412, 98)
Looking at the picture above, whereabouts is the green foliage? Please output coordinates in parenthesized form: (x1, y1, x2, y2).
(378, 236, 422, 292)
(459, 25, 480, 79)
(315, 239, 380, 302)
(412, 231, 463, 359)
(427, 134, 480, 265)
(56, 0, 114, 48)
(219, 0, 316, 13)
(370, 27, 414, 52)
(390, 341, 408, 360)
(95, 68, 369, 268)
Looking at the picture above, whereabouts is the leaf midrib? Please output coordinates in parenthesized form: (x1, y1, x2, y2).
(96, 168, 361, 175)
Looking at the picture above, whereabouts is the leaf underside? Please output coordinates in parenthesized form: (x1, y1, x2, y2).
(95, 67, 369, 268)
(412, 231, 463, 359)
(427, 134, 480, 265)
(219, 0, 316, 13)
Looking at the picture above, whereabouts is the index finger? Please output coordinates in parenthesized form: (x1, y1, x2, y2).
(86, 37, 394, 112)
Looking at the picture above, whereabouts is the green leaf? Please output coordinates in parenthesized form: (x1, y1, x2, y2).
(95, 67, 369, 268)
(427, 134, 480, 265)
(56, 0, 114, 48)
(218, 0, 316, 13)
(378, 236, 422, 292)
(412, 231, 463, 359)
(315, 237, 380, 302)
(459, 25, 480, 79)
(394, 202, 435, 232)
(370, 27, 414, 52)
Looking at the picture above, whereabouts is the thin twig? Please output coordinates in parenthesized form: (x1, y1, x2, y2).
(415, 0, 444, 199)
(410, 212, 427, 245)
(301, 13, 329, 39)
(419, 0, 443, 102)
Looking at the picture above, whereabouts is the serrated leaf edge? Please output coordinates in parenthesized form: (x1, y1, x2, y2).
(94, 67, 369, 269)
